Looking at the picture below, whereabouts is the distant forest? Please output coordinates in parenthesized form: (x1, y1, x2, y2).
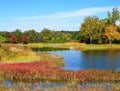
(0, 7, 120, 44)
(0, 29, 80, 43)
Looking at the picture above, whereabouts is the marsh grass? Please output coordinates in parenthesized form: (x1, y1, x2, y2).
(28, 43, 120, 51)
(0, 44, 63, 65)
(0, 44, 38, 63)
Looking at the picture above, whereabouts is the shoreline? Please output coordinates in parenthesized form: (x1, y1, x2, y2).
(27, 43, 120, 51)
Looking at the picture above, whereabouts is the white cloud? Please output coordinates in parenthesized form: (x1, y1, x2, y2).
(15, 6, 117, 21)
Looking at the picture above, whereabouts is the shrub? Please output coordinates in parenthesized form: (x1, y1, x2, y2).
(22, 35, 28, 44)
(11, 36, 17, 44)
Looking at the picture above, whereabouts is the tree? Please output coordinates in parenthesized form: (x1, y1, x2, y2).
(53, 31, 72, 43)
(23, 29, 40, 43)
(40, 28, 52, 42)
(105, 25, 120, 45)
(11, 36, 17, 44)
(22, 35, 29, 44)
(12, 29, 22, 43)
(107, 7, 120, 25)
(97, 19, 107, 44)
(80, 16, 100, 44)
(40, 29, 72, 43)
(61, 31, 80, 41)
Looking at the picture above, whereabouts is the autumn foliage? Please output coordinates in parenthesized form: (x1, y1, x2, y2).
(105, 25, 120, 45)
(11, 36, 17, 44)
(22, 35, 29, 44)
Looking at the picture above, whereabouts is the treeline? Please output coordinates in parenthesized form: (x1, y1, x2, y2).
(0, 7, 120, 44)
(80, 7, 120, 44)
(0, 29, 80, 43)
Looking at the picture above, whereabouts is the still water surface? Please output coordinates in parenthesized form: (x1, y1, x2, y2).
(48, 49, 120, 71)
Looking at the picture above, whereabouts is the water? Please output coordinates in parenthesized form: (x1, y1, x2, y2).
(2, 80, 65, 90)
(47, 49, 120, 71)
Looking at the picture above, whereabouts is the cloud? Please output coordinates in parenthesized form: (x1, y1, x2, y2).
(15, 6, 117, 21)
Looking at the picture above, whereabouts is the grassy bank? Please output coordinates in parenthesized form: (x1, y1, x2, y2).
(0, 44, 64, 66)
(28, 43, 120, 51)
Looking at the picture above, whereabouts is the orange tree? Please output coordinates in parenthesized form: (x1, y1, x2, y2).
(105, 25, 120, 45)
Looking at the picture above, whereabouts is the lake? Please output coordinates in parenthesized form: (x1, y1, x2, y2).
(46, 49, 120, 71)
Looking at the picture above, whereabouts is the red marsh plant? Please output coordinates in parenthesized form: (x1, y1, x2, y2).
(0, 61, 120, 84)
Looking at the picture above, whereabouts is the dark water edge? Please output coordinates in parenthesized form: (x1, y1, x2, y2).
(32, 47, 69, 52)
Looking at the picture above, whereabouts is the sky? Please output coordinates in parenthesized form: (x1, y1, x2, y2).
(0, 0, 120, 32)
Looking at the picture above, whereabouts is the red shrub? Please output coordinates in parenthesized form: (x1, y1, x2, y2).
(11, 36, 17, 44)
(22, 35, 29, 44)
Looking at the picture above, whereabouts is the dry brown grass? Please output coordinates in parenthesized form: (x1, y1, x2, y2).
(0, 44, 63, 65)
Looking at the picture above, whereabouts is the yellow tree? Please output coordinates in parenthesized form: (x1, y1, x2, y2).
(105, 25, 120, 45)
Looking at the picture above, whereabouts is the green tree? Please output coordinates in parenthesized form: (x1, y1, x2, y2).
(54, 31, 71, 43)
(80, 16, 100, 44)
(23, 29, 41, 43)
(107, 7, 120, 25)
(61, 31, 80, 41)
(12, 29, 22, 43)
(40, 29, 72, 43)
(97, 19, 107, 44)
(40, 29, 52, 42)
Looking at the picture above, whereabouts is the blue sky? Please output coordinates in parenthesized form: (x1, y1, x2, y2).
(0, 0, 120, 31)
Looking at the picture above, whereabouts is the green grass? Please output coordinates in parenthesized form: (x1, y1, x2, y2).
(28, 43, 120, 51)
